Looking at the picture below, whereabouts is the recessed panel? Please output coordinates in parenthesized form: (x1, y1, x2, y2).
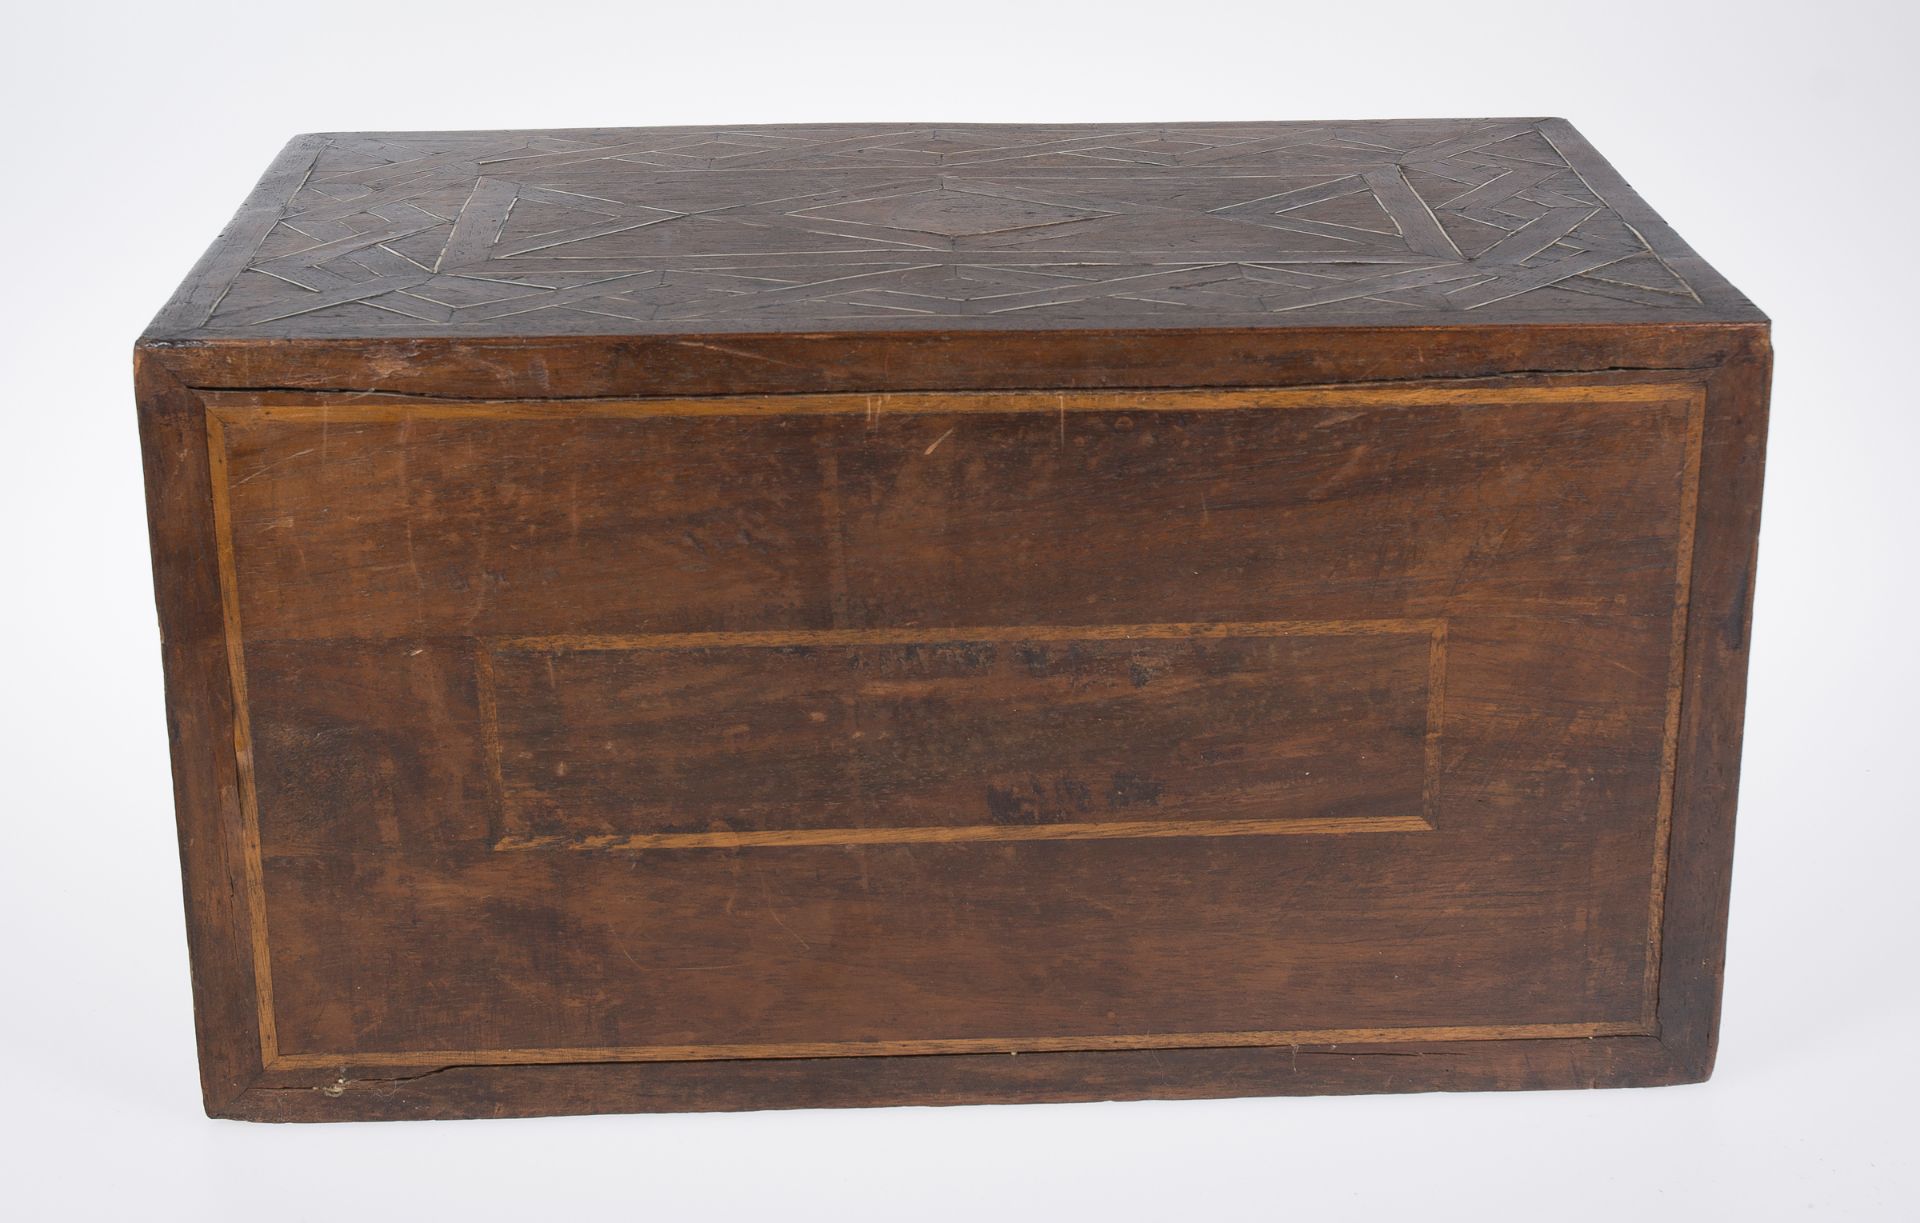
(482, 624, 1440, 850)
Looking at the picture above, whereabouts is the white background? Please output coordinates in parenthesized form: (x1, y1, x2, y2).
(3, 1, 1915, 1217)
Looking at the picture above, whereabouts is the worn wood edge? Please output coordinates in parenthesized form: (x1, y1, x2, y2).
(226, 1033, 1701, 1122)
(145, 135, 330, 338)
(1533, 120, 1759, 321)
(134, 352, 273, 1116)
(1648, 324, 1771, 1079)
(135, 322, 1765, 401)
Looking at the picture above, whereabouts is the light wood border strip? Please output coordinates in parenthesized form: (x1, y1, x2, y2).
(495, 620, 1445, 651)
(271, 1020, 1647, 1071)
(204, 380, 1696, 424)
(1642, 384, 1709, 1024)
(203, 383, 1706, 1072)
(495, 816, 1436, 853)
(203, 413, 279, 1065)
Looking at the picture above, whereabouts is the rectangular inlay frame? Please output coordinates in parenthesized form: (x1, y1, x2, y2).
(479, 620, 1447, 852)
(199, 380, 1706, 1074)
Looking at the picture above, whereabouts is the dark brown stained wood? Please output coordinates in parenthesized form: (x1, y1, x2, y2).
(144, 120, 1755, 339)
(214, 381, 1692, 1063)
(135, 119, 1769, 1121)
(480, 626, 1439, 848)
(135, 359, 270, 1109)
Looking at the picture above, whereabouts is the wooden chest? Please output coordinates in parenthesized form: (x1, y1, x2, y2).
(137, 119, 1769, 1121)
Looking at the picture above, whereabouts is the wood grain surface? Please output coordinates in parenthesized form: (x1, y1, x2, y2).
(135, 120, 1769, 1121)
(144, 119, 1757, 340)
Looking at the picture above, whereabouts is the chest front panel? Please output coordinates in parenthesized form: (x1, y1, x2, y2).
(206, 381, 1700, 1067)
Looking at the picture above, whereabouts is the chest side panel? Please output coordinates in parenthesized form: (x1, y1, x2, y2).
(206, 382, 1701, 1065)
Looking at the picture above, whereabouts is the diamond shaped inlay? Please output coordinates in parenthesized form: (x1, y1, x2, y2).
(167, 121, 1730, 334)
(799, 187, 1109, 238)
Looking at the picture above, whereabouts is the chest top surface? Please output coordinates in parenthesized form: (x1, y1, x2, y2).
(146, 118, 1759, 341)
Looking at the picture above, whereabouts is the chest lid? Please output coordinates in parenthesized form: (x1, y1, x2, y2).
(145, 118, 1760, 343)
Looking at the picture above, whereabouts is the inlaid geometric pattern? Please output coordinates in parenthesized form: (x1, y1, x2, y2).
(166, 120, 1728, 335)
